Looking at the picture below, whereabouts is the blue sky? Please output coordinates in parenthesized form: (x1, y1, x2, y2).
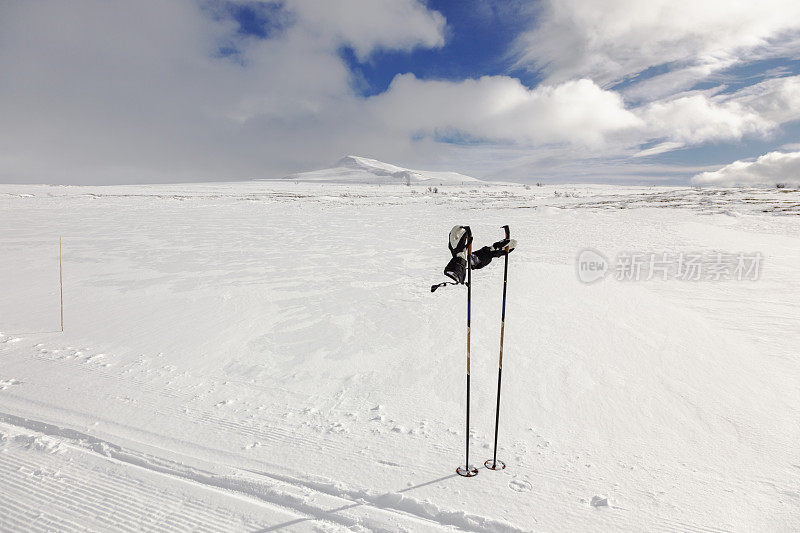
(1, 0, 800, 185)
(338, 1, 541, 96)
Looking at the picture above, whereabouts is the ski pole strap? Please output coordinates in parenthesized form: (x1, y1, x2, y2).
(431, 280, 470, 292)
(431, 281, 456, 292)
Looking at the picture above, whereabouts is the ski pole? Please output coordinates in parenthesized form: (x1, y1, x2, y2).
(457, 230, 478, 477)
(486, 225, 510, 470)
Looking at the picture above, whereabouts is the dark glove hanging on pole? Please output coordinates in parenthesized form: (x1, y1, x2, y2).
(471, 237, 517, 270)
(431, 225, 472, 291)
(444, 225, 472, 285)
(432, 226, 517, 292)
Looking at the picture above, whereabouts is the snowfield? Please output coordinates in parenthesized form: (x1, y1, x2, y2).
(1, 182, 799, 532)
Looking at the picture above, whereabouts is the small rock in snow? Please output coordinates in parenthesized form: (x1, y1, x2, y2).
(590, 496, 608, 507)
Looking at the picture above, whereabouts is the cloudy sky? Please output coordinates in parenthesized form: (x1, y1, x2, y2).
(2, 0, 800, 185)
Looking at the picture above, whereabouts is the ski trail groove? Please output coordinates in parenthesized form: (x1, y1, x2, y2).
(0, 412, 528, 532)
(0, 452, 242, 533)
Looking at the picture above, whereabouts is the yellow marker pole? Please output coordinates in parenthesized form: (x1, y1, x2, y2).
(60, 236, 63, 332)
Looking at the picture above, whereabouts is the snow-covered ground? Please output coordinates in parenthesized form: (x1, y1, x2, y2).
(1, 182, 799, 532)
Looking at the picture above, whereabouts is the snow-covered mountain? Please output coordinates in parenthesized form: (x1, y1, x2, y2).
(276, 155, 481, 185)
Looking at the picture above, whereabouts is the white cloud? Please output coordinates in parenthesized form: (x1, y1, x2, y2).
(441, 142, 717, 184)
(623, 75, 800, 151)
(620, 61, 736, 102)
(286, 0, 446, 60)
(692, 151, 800, 186)
(369, 75, 642, 146)
(632, 142, 685, 158)
(729, 75, 800, 124)
(516, 0, 800, 94)
(1, 0, 798, 185)
(0, 0, 445, 183)
(502, 2, 800, 168)
(638, 95, 772, 144)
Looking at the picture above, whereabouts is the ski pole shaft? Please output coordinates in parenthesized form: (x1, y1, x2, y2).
(491, 225, 510, 468)
(465, 238, 472, 471)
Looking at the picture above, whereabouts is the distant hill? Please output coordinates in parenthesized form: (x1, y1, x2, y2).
(273, 156, 481, 185)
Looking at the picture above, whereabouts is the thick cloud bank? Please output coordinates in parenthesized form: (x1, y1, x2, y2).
(0, 0, 448, 184)
(692, 151, 800, 186)
(370, 75, 641, 146)
(1, 1, 800, 184)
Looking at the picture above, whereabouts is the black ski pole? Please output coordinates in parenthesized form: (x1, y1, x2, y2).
(486, 225, 510, 470)
(457, 230, 478, 478)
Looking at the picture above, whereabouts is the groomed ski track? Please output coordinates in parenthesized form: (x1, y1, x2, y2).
(0, 411, 521, 532)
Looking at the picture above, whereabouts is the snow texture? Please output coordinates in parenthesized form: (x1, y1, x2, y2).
(0, 180, 799, 531)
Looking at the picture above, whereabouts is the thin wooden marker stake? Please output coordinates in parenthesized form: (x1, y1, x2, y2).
(60, 235, 63, 332)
